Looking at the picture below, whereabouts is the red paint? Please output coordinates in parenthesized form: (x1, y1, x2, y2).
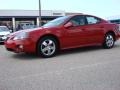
(4, 14, 120, 54)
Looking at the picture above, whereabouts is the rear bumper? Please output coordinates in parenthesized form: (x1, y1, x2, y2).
(116, 33, 120, 41)
(4, 38, 36, 53)
(116, 25, 120, 40)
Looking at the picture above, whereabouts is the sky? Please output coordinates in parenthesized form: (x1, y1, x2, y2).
(0, 0, 120, 18)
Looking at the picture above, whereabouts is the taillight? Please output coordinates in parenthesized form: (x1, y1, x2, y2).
(118, 24, 120, 31)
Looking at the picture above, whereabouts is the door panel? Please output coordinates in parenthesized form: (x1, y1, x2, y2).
(85, 16, 105, 44)
(61, 15, 105, 49)
(62, 26, 86, 48)
(61, 15, 87, 48)
(82, 24, 105, 44)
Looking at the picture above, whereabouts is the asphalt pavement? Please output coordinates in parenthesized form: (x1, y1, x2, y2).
(0, 41, 120, 90)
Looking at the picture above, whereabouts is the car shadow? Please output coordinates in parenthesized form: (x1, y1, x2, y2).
(11, 46, 102, 60)
(60, 44, 120, 55)
(11, 53, 41, 60)
(59, 46, 102, 56)
(11, 44, 120, 60)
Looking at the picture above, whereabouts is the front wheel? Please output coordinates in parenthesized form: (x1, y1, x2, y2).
(103, 33, 115, 49)
(37, 37, 58, 58)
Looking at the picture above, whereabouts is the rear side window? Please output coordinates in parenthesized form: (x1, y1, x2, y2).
(86, 16, 100, 24)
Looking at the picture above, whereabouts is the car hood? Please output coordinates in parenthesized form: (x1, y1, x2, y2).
(0, 31, 10, 36)
(10, 26, 59, 36)
(10, 27, 44, 35)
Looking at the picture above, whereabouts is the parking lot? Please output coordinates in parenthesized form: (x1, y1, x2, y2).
(0, 41, 120, 90)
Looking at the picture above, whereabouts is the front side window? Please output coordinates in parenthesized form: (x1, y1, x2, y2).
(86, 16, 100, 24)
(70, 15, 86, 26)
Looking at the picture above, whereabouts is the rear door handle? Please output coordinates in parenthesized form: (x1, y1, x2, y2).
(81, 28, 86, 30)
(100, 26, 104, 28)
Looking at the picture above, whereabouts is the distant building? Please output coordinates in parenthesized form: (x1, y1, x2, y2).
(66, 12, 83, 16)
(0, 10, 65, 31)
(0, 10, 82, 32)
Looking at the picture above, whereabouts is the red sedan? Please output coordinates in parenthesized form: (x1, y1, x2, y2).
(5, 14, 120, 58)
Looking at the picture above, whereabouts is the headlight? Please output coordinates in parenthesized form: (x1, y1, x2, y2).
(13, 32, 29, 40)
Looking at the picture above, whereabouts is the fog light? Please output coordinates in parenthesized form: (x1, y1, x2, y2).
(19, 45, 23, 49)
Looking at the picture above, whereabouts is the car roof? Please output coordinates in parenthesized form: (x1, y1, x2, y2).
(68, 14, 97, 17)
(67, 14, 105, 21)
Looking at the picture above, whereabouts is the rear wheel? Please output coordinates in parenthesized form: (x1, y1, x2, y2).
(103, 33, 115, 49)
(37, 36, 58, 58)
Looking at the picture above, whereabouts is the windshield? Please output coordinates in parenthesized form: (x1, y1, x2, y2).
(0, 27, 9, 32)
(43, 16, 70, 28)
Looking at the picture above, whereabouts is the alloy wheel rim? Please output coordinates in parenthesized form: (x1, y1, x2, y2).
(41, 39, 56, 56)
(106, 35, 114, 47)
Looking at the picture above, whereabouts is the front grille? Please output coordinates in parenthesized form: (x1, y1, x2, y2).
(0, 38, 4, 42)
(0, 35, 4, 37)
(0, 38, 3, 40)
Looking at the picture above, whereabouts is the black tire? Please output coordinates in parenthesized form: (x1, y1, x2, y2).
(103, 33, 115, 49)
(37, 36, 59, 58)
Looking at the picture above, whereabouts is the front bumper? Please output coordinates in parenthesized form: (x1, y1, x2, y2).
(4, 38, 36, 53)
(0, 36, 7, 42)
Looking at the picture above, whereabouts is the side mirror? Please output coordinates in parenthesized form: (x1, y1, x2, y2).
(64, 22, 73, 28)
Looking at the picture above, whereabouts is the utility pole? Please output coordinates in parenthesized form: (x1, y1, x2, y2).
(39, 0, 41, 26)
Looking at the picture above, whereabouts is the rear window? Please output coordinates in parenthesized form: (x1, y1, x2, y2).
(86, 16, 101, 24)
